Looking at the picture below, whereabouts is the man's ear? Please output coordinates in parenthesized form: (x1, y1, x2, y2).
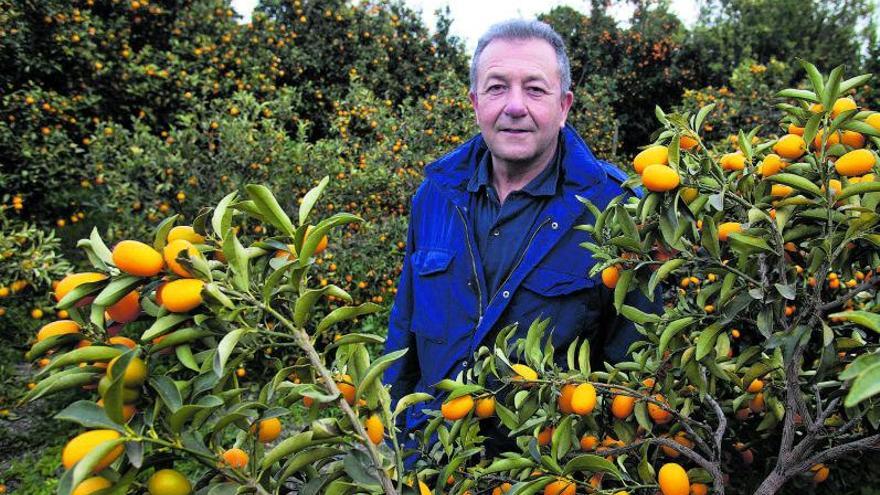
(469, 90, 479, 125)
(559, 90, 574, 128)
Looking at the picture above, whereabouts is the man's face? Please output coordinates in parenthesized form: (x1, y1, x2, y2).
(469, 37, 573, 171)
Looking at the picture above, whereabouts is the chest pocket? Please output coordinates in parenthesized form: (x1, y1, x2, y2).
(410, 249, 455, 343)
(514, 266, 602, 348)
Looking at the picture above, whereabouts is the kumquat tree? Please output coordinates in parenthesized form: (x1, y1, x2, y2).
(19, 63, 880, 495)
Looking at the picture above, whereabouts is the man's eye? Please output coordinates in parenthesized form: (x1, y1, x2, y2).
(486, 85, 505, 94)
(528, 87, 547, 95)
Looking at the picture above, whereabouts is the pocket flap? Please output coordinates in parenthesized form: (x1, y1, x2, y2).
(412, 249, 454, 276)
(522, 267, 596, 296)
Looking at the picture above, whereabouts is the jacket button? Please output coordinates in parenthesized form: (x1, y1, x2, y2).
(551, 221, 559, 230)
(461, 360, 468, 368)
(502, 290, 510, 298)
(492, 229, 500, 236)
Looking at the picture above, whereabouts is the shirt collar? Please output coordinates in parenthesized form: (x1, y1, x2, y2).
(466, 132, 564, 197)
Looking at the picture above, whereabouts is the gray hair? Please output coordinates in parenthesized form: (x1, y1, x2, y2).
(469, 19, 572, 96)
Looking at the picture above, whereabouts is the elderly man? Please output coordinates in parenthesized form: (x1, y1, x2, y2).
(384, 19, 660, 444)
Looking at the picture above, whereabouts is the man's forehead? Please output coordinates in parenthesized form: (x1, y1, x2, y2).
(476, 37, 559, 77)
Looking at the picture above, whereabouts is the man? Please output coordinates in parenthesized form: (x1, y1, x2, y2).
(384, 19, 660, 442)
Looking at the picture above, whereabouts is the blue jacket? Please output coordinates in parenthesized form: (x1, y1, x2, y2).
(384, 124, 655, 433)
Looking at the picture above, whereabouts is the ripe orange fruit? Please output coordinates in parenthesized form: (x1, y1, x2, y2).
(256, 417, 282, 443)
(163, 239, 198, 277)
(642, 164, 680, 192)
(544, 478, 575, 495)
(167, 225, 205, 244)
(813, 128, 841, 150)
(579, 434, 599, 451)
(770, 184, 793, 197)
(475, 396, 496, 418)
(633, 145, 669, 174)
(720, 152, 746, 171)
(112, 240, 164, 277)
(558, 383, 577, 414)
(679, 135, 698, 150)
(221, 448, 249, 469)
(749, 392, 765, 413)
(690, 482, 709, 495)
(809, 103, 824, 113)
(55, 272, 107, 301)
(72, 476, 112, 495)
(810, 463, 829, 483)
(717, 222, 742, 241)
(835, 149, 876, 176)
(441, 394, 474, 421)
(36, 320, 81, 342)
(107, 336, 137, 349)
(601, 266, 620, 289)
(108, 355, 148, 387)
(759, 153, 784, 177)
(107, 290, 140, 323)
(96, 399, 136, 422)
(571, 383, 597, 415)
(160, 279, 204, 313)
(772, 134, 806, 160)
(648, 394, 672, 424)
(867, 113, 880, 132)
(335, 374, 356, 405)
(661, 432, 694, 457)
(491, 482, 513, 495)
(511, 363, 538, 381)
(680, 187, 699, 203)
(610, 393, 636, 419)
(787, 123, 804, 136)
(746, 379, 764, 393)
(658, 462, 690, 495)
(364, 414, 384, 444)
(62, 429, 124, 473)
(831, 96, 857, 118)
(536, 426, 554, 446)
(147, 469, 192, 495)
(841, 130, 865, 149)
(305, 226, 328, 254)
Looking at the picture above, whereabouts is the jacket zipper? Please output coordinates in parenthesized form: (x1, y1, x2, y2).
(455, 206, 483, 327)
(485, 217, 552, 309)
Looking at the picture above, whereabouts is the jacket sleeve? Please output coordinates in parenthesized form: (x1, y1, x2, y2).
(382, 202, 421, 407)
(597, 283, 664, 365)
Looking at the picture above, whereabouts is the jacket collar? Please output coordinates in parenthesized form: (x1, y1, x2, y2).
(424, 124, 607, 218)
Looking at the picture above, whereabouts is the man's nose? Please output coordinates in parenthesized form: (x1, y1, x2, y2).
(503, 87, 527, 118)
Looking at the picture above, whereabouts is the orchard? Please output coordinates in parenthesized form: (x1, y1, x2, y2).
(13, 64, 880, 494)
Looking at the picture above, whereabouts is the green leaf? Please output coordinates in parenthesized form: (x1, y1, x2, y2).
(845, 362, 880, 407)
(837, 180, 880, 200)
(93, 276, 142, 307)
(619, 305, 661, 324)
(658, 317, 695, 359)
(299, 176, 330, 228)
(222, 228, 250, 292)
(701, 217, 720, 259)
(355, 348, 408, 403)
(169, 395, 224, 433)
(213, 328, 249, 377)
(822, 65, 844, 109)
(212, 192, 237, 241)
(262, 430, 314, 469)
(294, 285, 353, 327)
(324, 332, 385, 352)
(775, 88, 819, 103)
(696, 323, 725, 361)
(26, 334, 84, 361)
(56, 279, 106, 310)
(614, 269, 634, 312)
(150, 327, 211, 352)
(152, 214, 180, 251)
(141, 313, 189, 341)
(315, 303, 382, 336)
(800, 60, 825, 100)
(803, 112, 822, 149)
(648, 259, 684, 295)
(767, 173, 823, 197)
(102, 349, 136, 424)
(392, 393, 434, 419)
(150, 376, 183, 412)
(615, 205, 639, 243)
(54, 400, 124, 431)
(829, 311, 880, 333)
(40, 346, 122, 375)
(20, 368, 99, 403)
(298, 213, 363, 263)
(728, 233, 775, 254)
(245, 184, 296, 236)
(562, 454, 621, 479)
(479, 457, 536, 476)
(693, 105, 716, 134)
(841, 119, 880, 138)
(525, 317, 549, 368)
(551, 415, 573, 462)
(839, 73, 872, 94)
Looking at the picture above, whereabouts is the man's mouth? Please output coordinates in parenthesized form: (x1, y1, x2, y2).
(500, 129, 531, 134)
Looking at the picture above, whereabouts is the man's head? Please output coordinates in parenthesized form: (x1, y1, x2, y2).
(469, 20, 573, 172)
